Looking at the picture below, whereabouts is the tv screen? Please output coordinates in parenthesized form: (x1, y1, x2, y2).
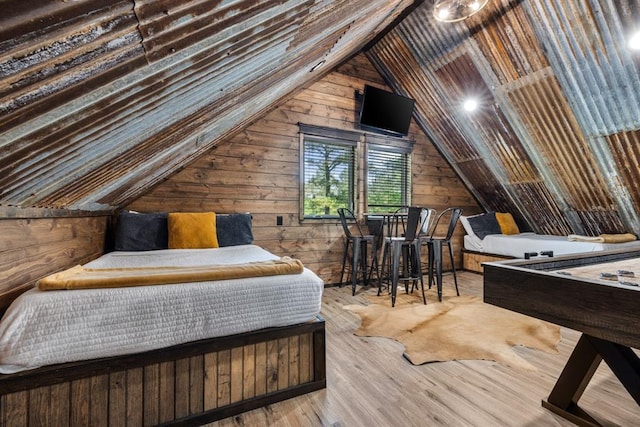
(358, 85, 415, 136)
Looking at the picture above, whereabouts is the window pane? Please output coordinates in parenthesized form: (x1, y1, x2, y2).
(367, 147, 410, 213)
(303, 138, 355, 218)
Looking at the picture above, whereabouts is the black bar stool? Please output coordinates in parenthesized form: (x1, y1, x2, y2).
(378, 206, 429, 307)
(338, 208, 379, 296)
(425, 207, 463, 301)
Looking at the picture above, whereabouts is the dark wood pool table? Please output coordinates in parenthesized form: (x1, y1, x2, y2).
(483, 248, 640, 427)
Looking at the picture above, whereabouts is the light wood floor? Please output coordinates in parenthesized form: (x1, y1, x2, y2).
(208, 271, 640, 426)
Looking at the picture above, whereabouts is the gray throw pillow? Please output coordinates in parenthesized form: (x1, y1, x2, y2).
(216, 213, 254, 246)
(466, 212, 501, 239)
(114, 211, 169, 251)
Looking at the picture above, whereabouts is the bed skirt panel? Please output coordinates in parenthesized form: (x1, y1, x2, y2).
(0, 318, 326, 426)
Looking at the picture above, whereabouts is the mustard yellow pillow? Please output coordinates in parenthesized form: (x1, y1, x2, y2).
(168, 212, 219, 249)
(495, 212, 520, 235)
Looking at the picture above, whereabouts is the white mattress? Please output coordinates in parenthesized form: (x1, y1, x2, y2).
(464, 232, 640, 258)
(0, 245, 324, 374)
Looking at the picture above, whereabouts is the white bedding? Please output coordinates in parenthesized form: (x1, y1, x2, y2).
(464, 232, 640, 258)
(0, 245, 324, 374)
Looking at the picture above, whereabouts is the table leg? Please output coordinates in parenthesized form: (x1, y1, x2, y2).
(590, 339, 640, 405)
(543, 333, 640, 426)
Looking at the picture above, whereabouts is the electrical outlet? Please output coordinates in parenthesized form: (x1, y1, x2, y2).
(276, 216, 283, 226)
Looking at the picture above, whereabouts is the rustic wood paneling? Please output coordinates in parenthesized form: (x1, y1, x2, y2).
(0, 322, 325, 426)
(129, 54, 479, 284)
(462, 250, 513, 273)
(0, 216, 107, 312)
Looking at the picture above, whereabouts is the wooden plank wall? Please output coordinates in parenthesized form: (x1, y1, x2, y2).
(129, 54, 480, 284)
(0, 332, 316, 426)
(0, 216, 107, 310)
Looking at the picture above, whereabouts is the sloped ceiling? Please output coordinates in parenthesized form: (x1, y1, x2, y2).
(367, 0, 640, 236)
(3, 0, 640, 238)
(0, 0, 418, 214)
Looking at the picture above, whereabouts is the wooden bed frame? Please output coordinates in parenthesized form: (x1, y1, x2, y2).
(0, 317, 326, 426)
(1, 216, 326, 425)
(462, 249, 514, 273)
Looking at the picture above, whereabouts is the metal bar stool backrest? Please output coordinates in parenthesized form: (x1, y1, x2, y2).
(386, 208, 406, 238)
(338, 208, 365, 238)
(404, 206, 424, 241)
(430, 207, 463, 240)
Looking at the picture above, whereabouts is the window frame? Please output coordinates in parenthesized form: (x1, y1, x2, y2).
(299, 124, 413, 221)
(364, 142, 412, 214)
(299, 124, 361, 220)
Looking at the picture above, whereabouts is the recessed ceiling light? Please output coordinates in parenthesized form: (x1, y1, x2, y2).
(629, 30, 640, 50)
(463, 98, 479, 112)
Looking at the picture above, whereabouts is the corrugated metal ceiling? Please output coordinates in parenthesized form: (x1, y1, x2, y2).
(0, 0, 417, 212)
(2, 0, 640, 237)
(368, 0, 640, 235)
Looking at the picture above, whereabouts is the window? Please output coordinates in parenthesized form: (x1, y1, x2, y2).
(366, 145, 411, 213)
(299, 124, 412, 219)
(302, 137, 355, 218)
(300, 125, 360, 219)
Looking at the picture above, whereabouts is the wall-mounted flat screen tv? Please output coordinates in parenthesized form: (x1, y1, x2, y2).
(358, 84, 415, 136)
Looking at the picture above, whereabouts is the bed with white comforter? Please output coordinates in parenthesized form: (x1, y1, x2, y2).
(464, 232, 640, 258)
(0, 244, 324, 374)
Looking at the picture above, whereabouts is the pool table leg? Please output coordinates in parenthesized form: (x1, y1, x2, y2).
(542, 333, 640, 426)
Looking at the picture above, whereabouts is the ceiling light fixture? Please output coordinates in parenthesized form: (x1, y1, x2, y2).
(629, 30, 640, 50)
(433, 0, 489, 23)
(463, 98, 479, 112)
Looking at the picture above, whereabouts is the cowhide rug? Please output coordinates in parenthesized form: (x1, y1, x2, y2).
(343, 288, 561, 370)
